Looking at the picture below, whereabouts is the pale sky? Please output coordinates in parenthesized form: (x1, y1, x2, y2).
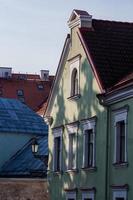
(0, 0, 133, 75)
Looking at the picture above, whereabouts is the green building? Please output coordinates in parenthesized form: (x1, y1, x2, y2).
(44, 9, 133, 200)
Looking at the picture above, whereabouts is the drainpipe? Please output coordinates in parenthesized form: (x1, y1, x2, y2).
(105, 106, 110, 200)
(97, 94, 110, 200)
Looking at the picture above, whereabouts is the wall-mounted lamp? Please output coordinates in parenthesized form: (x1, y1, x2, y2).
(32, 138, 48, 167)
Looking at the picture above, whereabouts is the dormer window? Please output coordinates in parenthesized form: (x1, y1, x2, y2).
(68, 55, 81, 100)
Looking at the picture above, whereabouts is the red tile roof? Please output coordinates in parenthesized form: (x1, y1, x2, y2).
(79, 19, 133, 90)
(0, 74, 54, 113)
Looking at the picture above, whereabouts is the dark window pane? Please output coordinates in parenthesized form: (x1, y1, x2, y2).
(85, 129, 93, 167)
(55, 137, 61, 171)
(71, 68, 78, 96)
(116, 120, 125, 163)
(17, 89, 24, 96)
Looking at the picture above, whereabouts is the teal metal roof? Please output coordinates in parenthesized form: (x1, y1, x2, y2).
(0, 98, 48, 135)
(0, 136, 48, 177)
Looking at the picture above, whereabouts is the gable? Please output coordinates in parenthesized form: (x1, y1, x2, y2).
(45, 26, 104, 127)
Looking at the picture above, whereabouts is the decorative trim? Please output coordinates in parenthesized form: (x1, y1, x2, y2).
(98, 84, 133, 106)
(80, 187, 96, 192)
(64, 187, 77, 192)
(113, 162, 128, 168)
(81, 117, 96, 131)
(44, 35, 70, 116)
(67, 94, 81, 101)
(68, 13, 92, 29)
(65, 169, 79, 174)
(44, 116, 53, 125)
(66, 122, 79, 134)
(52, 127, 63, 137)
(111, 184, 129, 190)
(81, 166, 97, 172)
(67, 54, 81, 62)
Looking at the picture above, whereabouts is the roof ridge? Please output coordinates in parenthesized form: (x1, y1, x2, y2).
(93, 18, 133, 25)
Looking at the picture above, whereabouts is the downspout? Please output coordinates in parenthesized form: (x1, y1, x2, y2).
(97, 94, 110, 200)
(105, 106, 110, 200)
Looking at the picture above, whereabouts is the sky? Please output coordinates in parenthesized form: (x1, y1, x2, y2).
(0, 0, 133, 75)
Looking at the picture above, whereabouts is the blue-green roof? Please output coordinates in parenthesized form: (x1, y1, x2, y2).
(0, 136, 48, 177)
(0, 98, 48, 135)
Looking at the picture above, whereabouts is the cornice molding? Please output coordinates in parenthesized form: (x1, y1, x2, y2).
(97, 84, 133, 106)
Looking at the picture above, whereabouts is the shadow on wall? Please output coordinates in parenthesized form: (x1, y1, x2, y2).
(48, 58, 105, 198)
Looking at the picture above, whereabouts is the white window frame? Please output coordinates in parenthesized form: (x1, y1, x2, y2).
(81, 118, 96, 168)
(53, 127, 63, 172)
(69, 56, 80, 97)
(66, 191, 76, 200)
(113, 188, 127, 200)
(66, 123, 78, 170)
(113, 107, 128, 164)
(82, 191, 95, 200)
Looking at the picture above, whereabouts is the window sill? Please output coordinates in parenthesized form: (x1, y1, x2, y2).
(67, 94, 81, 101)
(81, 166, 97, 172)
(113, 162, 128, 168)
(53, 170, 63, 176)
(65, 169, 79, 174)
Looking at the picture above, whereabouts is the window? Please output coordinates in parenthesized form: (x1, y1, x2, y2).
(116, 121, 125, 163)
(17, 89, 24, 96)
(82, 190, 95, 200)
(17, 89, 25, 103)
(66, 191, 76, 200)
(37, 84, 44, 90)
(68, 133, 76, 169)
(113, 107, 128, 164)
(113, 189, 127, 200)
(71, 68, 78, 96)
(84, 129, 94, 167)
(82, 118, 96, 168)
(53, 127, 62, 172)
(66, 123, 78, 170)
(69, 55, 80, 98)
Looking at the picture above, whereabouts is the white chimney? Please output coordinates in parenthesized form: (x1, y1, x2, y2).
(68, 9, 92, 29)
(40, 70, 49, 81)
(0, 67, 12, 78)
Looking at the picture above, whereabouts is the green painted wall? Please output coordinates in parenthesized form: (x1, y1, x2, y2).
(108, 98, 133, 199)
(48, 26, 107, 200)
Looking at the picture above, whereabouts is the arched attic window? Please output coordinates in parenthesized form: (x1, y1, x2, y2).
(71, 68, 78, 96)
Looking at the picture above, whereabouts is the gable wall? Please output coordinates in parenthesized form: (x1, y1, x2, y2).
(48, 26, 108, 200)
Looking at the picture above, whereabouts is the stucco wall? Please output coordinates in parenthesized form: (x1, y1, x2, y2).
(48, 24, 107, 200)
(0, 178, 49, 200)
(108, 98, 133, 199)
